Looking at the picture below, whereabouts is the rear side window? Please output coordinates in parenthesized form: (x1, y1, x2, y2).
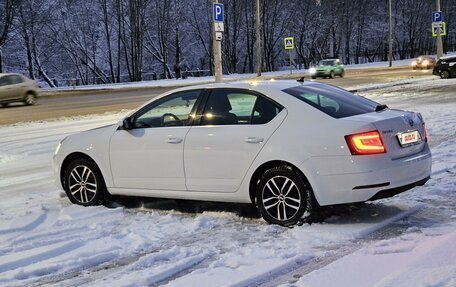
(283, 85, 378, 118)
(199, 89, 282, 125)
(9, 75, 23, 84)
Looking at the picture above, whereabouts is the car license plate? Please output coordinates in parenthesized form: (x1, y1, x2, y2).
(397, 130, 421, 147)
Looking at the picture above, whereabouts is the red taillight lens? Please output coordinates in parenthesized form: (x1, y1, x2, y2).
(423, 123, 428, 142)
(345, 130, 386, 155)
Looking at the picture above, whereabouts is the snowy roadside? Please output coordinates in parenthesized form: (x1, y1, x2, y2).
(0, 78, 455, 286)
(40, 58, 416, 93)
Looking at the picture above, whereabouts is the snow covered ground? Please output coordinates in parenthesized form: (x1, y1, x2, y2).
(0, 78, 455, 286)
(41, 57, 420, 92)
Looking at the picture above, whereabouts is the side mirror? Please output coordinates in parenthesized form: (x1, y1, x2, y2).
(122, 117, 132, 130)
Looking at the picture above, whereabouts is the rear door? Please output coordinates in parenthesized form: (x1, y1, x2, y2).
(8, 75, 25, 100)
(184, 88, 286, 192)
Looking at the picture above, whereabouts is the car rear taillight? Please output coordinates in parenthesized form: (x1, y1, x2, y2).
(423, 123, 428, 142)
(345, 130, 386, 155)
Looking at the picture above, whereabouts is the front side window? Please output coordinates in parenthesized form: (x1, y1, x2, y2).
(200, 89, 282, 125)
(133, 90, 200, 128)
(0, 76, 10, 86)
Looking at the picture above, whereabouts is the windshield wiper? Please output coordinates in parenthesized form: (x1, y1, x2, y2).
(375, 104, 389, 112)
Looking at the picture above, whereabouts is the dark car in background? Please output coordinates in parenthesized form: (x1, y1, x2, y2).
(411, 55, 436, 70)
(433, 55, 456, 79)
(0, 73, 39, 106)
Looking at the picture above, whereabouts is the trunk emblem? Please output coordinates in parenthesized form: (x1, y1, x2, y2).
(403, 115, 414, 127)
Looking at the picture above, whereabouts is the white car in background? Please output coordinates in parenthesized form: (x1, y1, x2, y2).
(53, 80, 432, 226)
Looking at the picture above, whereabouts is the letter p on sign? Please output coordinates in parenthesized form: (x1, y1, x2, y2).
(213, 3, 224, 22)
(432, 11, 442, 22)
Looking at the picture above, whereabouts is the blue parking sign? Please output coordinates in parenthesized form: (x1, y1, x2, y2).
(213, 3, 224, 22)
(432, 11, 443, 22)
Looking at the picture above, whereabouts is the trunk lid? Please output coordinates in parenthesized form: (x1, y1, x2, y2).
(345, 109, 426, 159)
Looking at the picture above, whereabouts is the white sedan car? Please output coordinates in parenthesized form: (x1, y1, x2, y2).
(53, 80, 432, 226)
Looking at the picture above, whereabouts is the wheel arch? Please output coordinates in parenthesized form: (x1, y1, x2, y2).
(60, 152, 101, 188)
(248, 160, 310, 204)
(25, 90, 37, 96)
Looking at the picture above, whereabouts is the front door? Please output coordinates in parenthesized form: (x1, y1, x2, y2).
(109, 90, 202, 191)
(184, 89, 286, 192)
(0, 76, 15, 102)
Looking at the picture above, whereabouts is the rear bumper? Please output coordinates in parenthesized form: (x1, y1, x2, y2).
(302, 144, 432, 206)
(368, 176, 430, 201)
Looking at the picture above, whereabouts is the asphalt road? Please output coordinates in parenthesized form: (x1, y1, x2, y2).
(0, 67, 435, 125)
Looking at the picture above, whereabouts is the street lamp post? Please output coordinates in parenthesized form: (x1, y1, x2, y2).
(256, 0, 261, 77)
(436, 0, 443, 59)
(388, 0, 393, 67)
(212, 0, 223, 82)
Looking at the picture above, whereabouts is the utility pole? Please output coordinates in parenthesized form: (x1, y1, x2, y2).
(212, 0, 223, 82)
(388, 0, 393, 67)
(436, 0, 443, 59)
(256, 0, 261, 77)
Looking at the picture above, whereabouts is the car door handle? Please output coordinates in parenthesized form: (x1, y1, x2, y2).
(167, 137, 183, 144)
(244, 137, 264, 144)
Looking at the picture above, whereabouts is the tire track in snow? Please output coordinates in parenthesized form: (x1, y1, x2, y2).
(0, 240, 84, 274)
(0, 210, 49, 248)
(17, 217, 270, 287)
(246, 205, 425, 287)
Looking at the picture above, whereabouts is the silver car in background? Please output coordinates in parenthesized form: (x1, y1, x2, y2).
(0, 73, 39, 107)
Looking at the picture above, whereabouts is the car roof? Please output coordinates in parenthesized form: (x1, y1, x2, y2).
(0, 73, 22, 77)
(439, 55, 456, 60)
(167, 79, 323, 95)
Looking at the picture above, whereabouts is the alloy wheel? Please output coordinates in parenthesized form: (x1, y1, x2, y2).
(440, 70, 450, 79)
(25, 94, 35, 105)
(68, 165, 98, 204)
(261, 175, 301, 221)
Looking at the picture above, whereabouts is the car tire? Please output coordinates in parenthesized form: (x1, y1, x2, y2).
(340, 70, 345, 78)
(63, 158, 106, 206)
(1, 103, 8, 108)
(440, 70, 450, 79)
(255, 165, 316, 227)
(23, 93, 36, 105)
(311, 76, 317, 79)
(329, 71, 335, 79)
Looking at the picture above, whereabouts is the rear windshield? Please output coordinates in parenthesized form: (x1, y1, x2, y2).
(282, 85, 378, 118)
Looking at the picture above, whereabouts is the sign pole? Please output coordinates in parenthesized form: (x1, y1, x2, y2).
(283, 37, 294, 74)
(435, 0, 443, 59)
(256, 0, 261, 77)
(388, 0, 393, 67)
(289, 50, 292, 74)
(212, 0, 223, 82)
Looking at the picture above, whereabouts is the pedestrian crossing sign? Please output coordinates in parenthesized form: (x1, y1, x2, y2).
(284, 37, 294, 50)
(432, 22, 446, 37)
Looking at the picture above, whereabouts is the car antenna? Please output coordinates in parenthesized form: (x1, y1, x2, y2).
(297, 76, 305, 84)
